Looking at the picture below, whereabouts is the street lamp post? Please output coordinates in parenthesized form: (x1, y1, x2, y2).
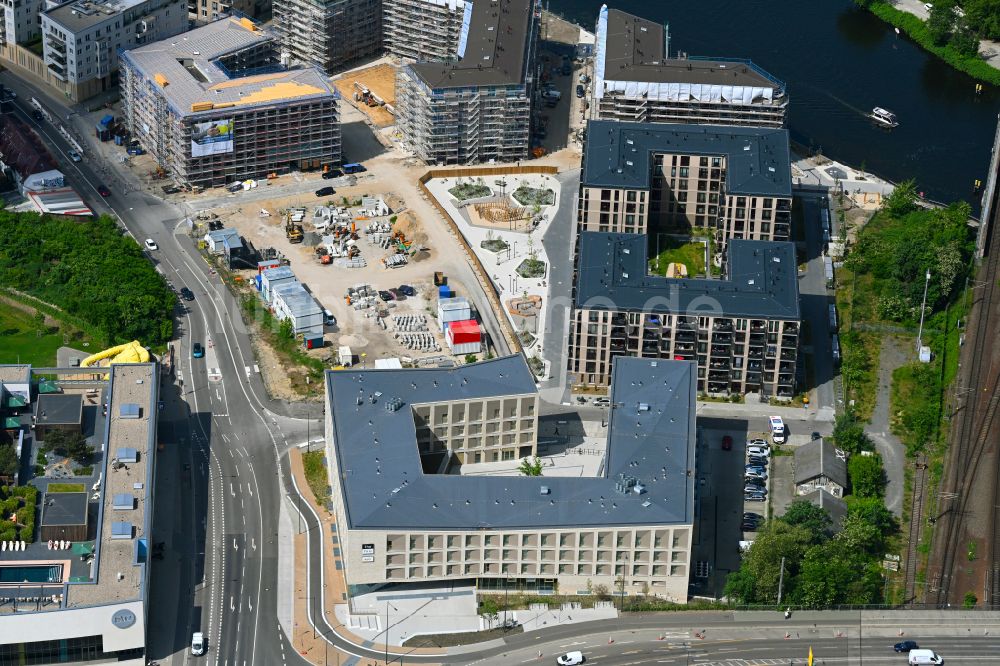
(917, 269, 931, 354)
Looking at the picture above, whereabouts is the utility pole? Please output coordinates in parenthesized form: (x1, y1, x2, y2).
(777, 556, 786, 605)
(917, 269, 931, 355)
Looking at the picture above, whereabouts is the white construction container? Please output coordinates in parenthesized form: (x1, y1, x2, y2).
(338, 346, 353, 367)
(438, 297, 471, 331)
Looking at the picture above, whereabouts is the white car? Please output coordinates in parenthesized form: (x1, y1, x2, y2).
(68, 150, 82, 162)
(923, 2, 933, 10)
(557, 651, 585, 665)
(747, 444, 771, 458)
(191, 632, 205, 656)
(144, 238, 158, 251)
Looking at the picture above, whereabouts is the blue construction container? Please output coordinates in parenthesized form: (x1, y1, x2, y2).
(438, 284, 453, 299)
(100, 114, 114, 126)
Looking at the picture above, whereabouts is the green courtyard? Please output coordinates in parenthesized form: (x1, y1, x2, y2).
(647, 235, 706, 277)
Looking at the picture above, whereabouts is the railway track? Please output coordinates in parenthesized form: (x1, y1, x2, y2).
(903, 454, 928, 604)
(931, 224, 1000, 607)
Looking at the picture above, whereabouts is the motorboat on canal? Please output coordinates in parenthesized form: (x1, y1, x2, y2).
(870, 107, 899, 128)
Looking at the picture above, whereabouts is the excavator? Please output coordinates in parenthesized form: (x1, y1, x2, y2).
(285, 213, 303, 244)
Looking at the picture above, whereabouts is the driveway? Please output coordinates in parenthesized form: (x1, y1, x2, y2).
(866, 337, 909, 517)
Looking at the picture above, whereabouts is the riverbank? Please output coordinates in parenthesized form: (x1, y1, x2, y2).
(864, 0, 1000, 86)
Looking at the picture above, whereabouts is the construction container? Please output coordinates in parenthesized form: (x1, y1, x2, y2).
(338, 346, 353, 367)
(447, 319, 481, 354)
(434, 272, 447, 286)
(438, 285, 453, 299)
(438, 297, 471, 330)
(260, 266, 296, 303)
(305, 335, 324, 350)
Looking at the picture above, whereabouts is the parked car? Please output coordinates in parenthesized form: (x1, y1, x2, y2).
(315, 186, 336, 197)
(378, 290, 394, 302)
(192, 342, 204, 358)
(894, 641, 919, 653)
(747, 455, 768, 466)
(744, 493, 766, 502)
(744, 484, 766, 495)
(748, 438, 768, 447)
(322, 168, 343, 179)
(745, 471, 767, 481)
(594, 397, 610, 407)
(97, 184, 111, 197)
(576, 84, 585, 98)
(32, 109, 43, 121)
(388, 288, 405, 300)
(227, 182, 243, 193)
(398, 284, 416, 296)
(745, 465, 767, 474)
(811, 431, 822, 441)
(721, 435, 732, 451)
(68, 150, 82, 162)
(556, 651, 584, 665)
(180, 287, 195, 301)
(747, 444, 771, 458)
(144, 238, 158, 251)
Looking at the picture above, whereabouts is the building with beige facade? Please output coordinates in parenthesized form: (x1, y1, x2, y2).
(569, 233, 800, 397)
(578, 120, 792, 253)
(590, 5, 787, 128)
(324, 355, 697, 601)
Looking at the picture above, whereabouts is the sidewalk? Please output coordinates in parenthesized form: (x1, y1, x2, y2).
(286, 447, 444, 665)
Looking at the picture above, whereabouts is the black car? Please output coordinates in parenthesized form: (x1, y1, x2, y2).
(747, 455, 768, 466)
(576, 85, 585, 98)
(894, 641, 919, 653)
(180, 287, 195, 301)
(741, 522, 759, 532)
(811, 431, 822, 441)
(32, 110, 44, 121)
(398, 284, 416, 297)
(315, 186, 336, 197)
(378, 290, 394, 302)
(743, 512, 763, 521)
(322, 169, 343, 179)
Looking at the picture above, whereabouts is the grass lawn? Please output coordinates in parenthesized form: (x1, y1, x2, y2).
(47, 483, 85, 493)
(301, 450, 330, 507)
(0, 300, 80, 366)
(648, 236, 706, 277)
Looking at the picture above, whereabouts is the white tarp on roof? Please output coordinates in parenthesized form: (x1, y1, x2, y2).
(25, 188, 93, 216)
(22, 169, 66, 191)
(599, 80, 774, 105)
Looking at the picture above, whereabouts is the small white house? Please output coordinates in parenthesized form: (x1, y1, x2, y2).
(361, 196, 390, 217)
(271, 281, 323, 336)
(204, 228, 243, 254)
(437, 297, 471, 331)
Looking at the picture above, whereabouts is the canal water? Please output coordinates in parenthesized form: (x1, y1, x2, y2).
(548, 0, 1000, 209)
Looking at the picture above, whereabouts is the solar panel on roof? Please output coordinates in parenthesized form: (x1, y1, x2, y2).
(119, 403, 141, 419)
(112, 493, 134, 510)
(111, 522, 133, 539)
(117, 448, 138, 463)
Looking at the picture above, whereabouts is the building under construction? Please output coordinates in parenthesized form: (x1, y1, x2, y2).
(395, 0, 540, 165)
(120, 18, 341, 189)
(383, 0, 470, 61)
(273, 0, 382, 73)
(590, 5, 787, 128)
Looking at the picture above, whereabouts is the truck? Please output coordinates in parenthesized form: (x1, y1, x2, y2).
(768, 415, 786, 444)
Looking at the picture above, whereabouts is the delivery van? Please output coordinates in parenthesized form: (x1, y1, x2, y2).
(908, 649, 943, 665)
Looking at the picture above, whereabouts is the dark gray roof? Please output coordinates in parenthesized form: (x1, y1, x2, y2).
(575, 233, 800, 320)
(600, 8, 778, 88)
(42, 492, 89, 526)
(581, 120, 791, 196)
(793, 439, 848, 488)
(35, 393, 83, 426)
(326, 355, 697, 530)
(799, 489, 848, 532)
(409, 0, 535, 89)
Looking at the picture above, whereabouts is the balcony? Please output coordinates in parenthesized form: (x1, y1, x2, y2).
(783, 322, 799, 334)
(712, 320, 733, 331)
(707, 382, 727, 394)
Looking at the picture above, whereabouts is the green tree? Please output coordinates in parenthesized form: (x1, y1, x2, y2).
(278, 318, 294, 340)
(965, 0, 1000, 39)
(846, 497, 897, 534)
(465, 353, 478, 364)
(832, 412, 873, 454)
(927, 3, 956, 44)
(518, 456, 543, 476)
(882, 179, 919, 218)
(0, 445, 18, 478)
(836, 513, 886, 555)
(724, 521, 813, 604)
(848, 453, 886, 498)
(42, 429, 93, 464)
(479, 597, 500, 625)
(782, 500, 833, 540)
(949, 20, 980, 55)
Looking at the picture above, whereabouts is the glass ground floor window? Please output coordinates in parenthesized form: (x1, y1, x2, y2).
(476, 577, 557, 594)
(0, 634, 143, 665)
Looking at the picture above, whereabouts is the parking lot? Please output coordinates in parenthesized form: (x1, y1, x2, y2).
(691, 416, 798, 598)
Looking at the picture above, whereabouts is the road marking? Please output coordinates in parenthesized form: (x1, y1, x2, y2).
(230, 483, 236, 497)
(233, 537, 239, 550)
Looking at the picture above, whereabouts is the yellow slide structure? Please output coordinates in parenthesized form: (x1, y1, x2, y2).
(80, 340, 150, 368)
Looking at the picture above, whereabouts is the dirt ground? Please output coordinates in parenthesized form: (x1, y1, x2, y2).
(332, 63, 398, 127)
(207, 181, 479, 374)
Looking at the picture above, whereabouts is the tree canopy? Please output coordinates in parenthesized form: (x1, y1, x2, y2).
(0, 212, 174, 347)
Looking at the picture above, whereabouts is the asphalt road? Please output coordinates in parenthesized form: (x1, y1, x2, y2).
(0, 73, 319, 665)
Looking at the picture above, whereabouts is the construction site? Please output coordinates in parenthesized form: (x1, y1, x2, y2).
(332, 63, 398, 128)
